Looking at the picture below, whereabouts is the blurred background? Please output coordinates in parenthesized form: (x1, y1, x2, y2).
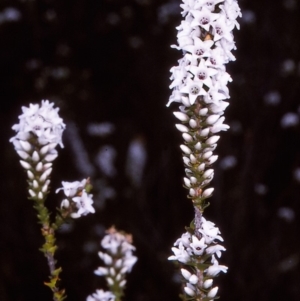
(1, 0, 300, 300)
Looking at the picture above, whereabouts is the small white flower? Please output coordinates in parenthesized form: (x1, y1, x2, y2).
(56, 179, 87, 197)
(86, 289, 115, 301)
(72, 190, 95, 218)
(180, 78, 207, 105)
(206, 255, 228, 276)
(190, 8, 220, 32)
(190, 235, 207, 255)
(169, 242, 191, 263)
(206, 244, 226, 258)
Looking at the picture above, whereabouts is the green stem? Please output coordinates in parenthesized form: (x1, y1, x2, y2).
(31, 197, 66, 301)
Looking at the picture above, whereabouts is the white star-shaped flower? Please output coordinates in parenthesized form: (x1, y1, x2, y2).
(71, 190, 95, 218)
(183, 37, 214, 64)
(190, 8, 220, 32)
(190, 235, 207, 255)
(189, 59, 218, 89)
(180, 77, 207, 104)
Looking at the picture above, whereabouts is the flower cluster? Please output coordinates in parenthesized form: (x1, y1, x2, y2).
(56, 179, 95, 219)
(88, 227, 137, 301)
(167, 1, 240, 299)
(169, 217, 227, 299)
(168, 0, 241, 207)
(10, 100, 66, 199)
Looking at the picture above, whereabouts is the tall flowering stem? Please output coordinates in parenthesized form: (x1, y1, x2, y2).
(168, 1, 241, 300)
(10, 100, 67, 301)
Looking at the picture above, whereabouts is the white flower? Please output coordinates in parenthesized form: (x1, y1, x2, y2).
(206, 255, 228, 276)
(56, 179, 87, 197)
(199, 217, 224, 244)
(190, 8, 220, 32)
(190, 235, 207, 255)
(205, 244, 226, 258)
(189, 59, 218, 89)
(180, 77, 207, 105)
(184, 37, 214, 63)
(71, 190, 95, 218)
(86, 289, 115, 301)
(169, 242, 191, 263)
(174, 232, 192, 248)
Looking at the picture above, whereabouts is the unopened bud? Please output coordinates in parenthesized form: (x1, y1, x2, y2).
(202, 187, 214, 198)
(183, 177, 191, 187)
(180, 145, 191, 155)
(182, 133, 193, 142)
(199, 108, 208, 116)
(195, 142, 201, 150)
(202, 151, 213, 160)
(206, 115, 220, 125)
(206, 135, 220, 145)
(203, 279, 213, 289)
(176, 124, 189, 133)
(200, 128, 210, 137)
(174, 112, 189, 122)
(189, 119, 197, 128)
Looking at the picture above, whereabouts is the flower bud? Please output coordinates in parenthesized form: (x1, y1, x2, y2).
(190, 154, 197, 163)
(203, 169, 214, 179)
(17, 150, 29, 160)
(206, 135, 220, 145)
(181, 268, 192, 280)
(206, 115, 220, 125)
(32, 151, 40, 162)
(184, 286, 195, 297)
(176, 124, 189, 133)
(207, 286, 218, 298)
(183, 156, 190, 165)
(33, 180, 39, 189)
(203, 279, 213, 289)
(36, 162, 43, 172)
(173, 111, 189, 122)
(189, 275, 198, 284)
(207, 155, 218, 165)
(202, 151, 213, 160)
(189, 119, 197, 128)
(27, 170, 34, 180)
(189, 188, 196, 196)
(19, 140, 32, 152)
(184, 177, 191, 187)
(190, 176, 197, 184)
(202, 188, 214, 198)
(195, 142, 201, 150)
(180, 145, 191, 155)
(182, 133, 193, 142)
(199, 108, 208, 116)
(20, 160, 31, 170)
(200, 128, 210, 136)
(198, 163, 205, 171)
(29, 189, 36, 197)
(40, 168, 52, 182)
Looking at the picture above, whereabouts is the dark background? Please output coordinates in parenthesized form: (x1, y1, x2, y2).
(1, 0, 300, 300)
